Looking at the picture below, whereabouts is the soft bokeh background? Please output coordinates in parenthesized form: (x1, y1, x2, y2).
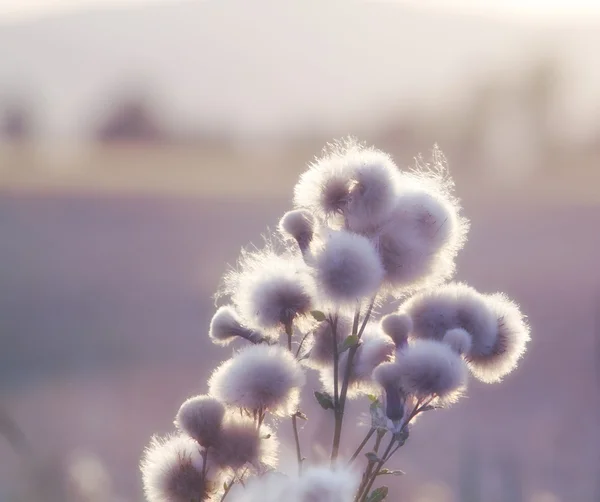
(1, 1, 599, 501)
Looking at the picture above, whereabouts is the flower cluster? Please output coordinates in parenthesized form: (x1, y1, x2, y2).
(141, 139, 530, 502)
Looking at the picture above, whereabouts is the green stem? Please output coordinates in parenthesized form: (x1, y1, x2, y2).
(348, 427, 375, 465)
(285, 322, 304, 474)
(332, 298, 376, 464)
(357, 437, 396, 502)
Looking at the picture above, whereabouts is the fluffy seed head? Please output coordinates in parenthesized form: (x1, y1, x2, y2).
(467, 293, 530, 383)
(314, 230, 384, 305)
(443, 328, 472, 356)
(395, 339, 468, 403)
(212, 416, 278, 472)
(279, 209, 315, 252)
(342, 148, 399, 233)
(220, 242, 315, 332)
(380, 313, 412, 348)
(175, 395, 225, 448)
(209, 306, 263, 345)
(293, 143, 354, 223)
(140, 434, 216, 502)
(400, 282, 498, 356)
(208, 344, 305, 416)
(231, 465, 358, 502)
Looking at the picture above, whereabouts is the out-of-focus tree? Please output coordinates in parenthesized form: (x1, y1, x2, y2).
(0, 100, 35, 144)
(95, 94, 167, 144)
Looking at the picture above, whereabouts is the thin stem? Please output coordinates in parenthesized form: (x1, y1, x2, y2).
(292, 414, 303, 474)
(220, 478, 235, 502)
(357, 437, 396, 502)
(355, 430, 385, 501)
(332, 297, 376, 463)
(348, 427, 375, 465)
(330, 315, 340, 408)
(295, 330, 311, 358)
(285, 322, 304, 474)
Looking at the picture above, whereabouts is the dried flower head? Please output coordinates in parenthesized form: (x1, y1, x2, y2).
(140, 434, 217, 502)
(467, 293, 530, 383)
(208, 344, 305, 416)
(175, 395, 225, 448)
(380, 313, 413, 348)
(209, 306, 263, 345)
(212, 415, 278, 473)
(395, 339, 467, 404)
(220, 241, 315, 332)
(279, 209, 315, 253)
(314, 230, 384, 306)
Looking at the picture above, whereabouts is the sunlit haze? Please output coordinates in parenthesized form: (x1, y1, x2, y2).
(1, 0, 600, 23)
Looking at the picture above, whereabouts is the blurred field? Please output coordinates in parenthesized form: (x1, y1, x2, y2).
(1, 144, 599, 501)
(1, 144, 600, 205)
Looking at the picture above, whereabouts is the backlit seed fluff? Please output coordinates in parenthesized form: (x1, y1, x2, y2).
(231, 465, 359, 502)
(314, 230, 384, 305)
(220, 245, 315, 331)
(209, 306, 263, 345)
(140, 434, 215, 502)
(343, 148, 399, 233)
(175, 395, 225, 448)
(279, 209, 315, 253)
(395, 339, 468, 403)
(212, 416, 278, 472)
(293, 141, 355, 222)
(374, 187, 466, 293)
(400, 283, 498, 356)
(208, 344, 305, 416)
(380, 313, 413, 348)
(443, 328, 472, 355)
(467, 293, 530, 383)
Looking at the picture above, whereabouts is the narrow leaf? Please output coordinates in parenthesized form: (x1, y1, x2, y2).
(378, 468, 405, 476)
(339, 334, 359, 353)
(294, 411, 308, 421)
(314, 391, 335, 410)
(310, 310, 326, 322)
(367, 486, 389, 502)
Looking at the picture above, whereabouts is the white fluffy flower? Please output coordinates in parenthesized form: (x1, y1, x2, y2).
(313, 230, 384, 306)
(208, 344, 306, 416)
(229, 465, 358, 502)
(220, 241, 316, 333)
(140, 434, 218, 502)
(394, 339, 468, 404)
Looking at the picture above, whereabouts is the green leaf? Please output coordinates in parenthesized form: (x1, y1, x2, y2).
(366, 486, 389, 502)
(310, 310, 326, 322)
(294, 411, 308, 421)
(314, 391, 335, 410)
(378, 468, 405, 476)
(367, 394, 379, 403)
(339, 334, 359, 353)
(365, 452, 381, 463)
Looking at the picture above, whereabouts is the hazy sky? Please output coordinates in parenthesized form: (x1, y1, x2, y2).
(1, 0, 600, 23)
